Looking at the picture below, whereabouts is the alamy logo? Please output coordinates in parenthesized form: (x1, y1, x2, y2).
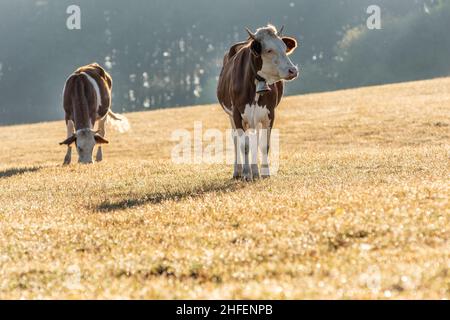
(367, 5, 381, 30)
(66, 5, 81, 30)
(171, 122, 280, 175)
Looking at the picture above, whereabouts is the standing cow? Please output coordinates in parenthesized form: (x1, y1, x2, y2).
(217, 25, 299, 180)
(60, 63, 129, 164)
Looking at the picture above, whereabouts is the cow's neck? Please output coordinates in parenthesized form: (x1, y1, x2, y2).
(248, 53, 271, 96)
(248, 53, 263, 82)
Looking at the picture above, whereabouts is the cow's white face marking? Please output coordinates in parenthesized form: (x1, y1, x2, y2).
(75, 129, 96, 164)
(241, 103, 270, 129)
(254, 26, 298, 84)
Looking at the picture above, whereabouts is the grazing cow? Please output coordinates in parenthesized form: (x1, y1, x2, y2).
(60, 63, 129, 164)
(217, 25, 299, 180)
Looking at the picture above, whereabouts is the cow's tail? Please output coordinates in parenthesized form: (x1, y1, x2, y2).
(107, 109, 130, 133)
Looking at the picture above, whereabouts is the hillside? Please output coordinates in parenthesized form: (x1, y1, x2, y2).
(0, 78, 449, 299)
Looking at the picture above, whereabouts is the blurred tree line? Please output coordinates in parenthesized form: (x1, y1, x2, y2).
(0, 0, 447, 125)
(332, 0, 450, 89)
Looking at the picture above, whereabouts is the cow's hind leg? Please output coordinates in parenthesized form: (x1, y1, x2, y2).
(63, 120, 75, 165)
(230, 116, 242, 179)
(95, 116, 107, 162)
(250, 128, 260, 179)
(240, 132, 252, 181)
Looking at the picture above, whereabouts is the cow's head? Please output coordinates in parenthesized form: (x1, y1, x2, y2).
(246, 25, 299, 84)
(60, 129, 108, 164)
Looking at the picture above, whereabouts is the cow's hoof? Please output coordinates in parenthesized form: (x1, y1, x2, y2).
(252, 164, 259, 180)
(261, 166, 270, 178)
(63, 148, 72, 165)
(96, 148, 103, 162)
(63, 157, 71, 166)
(233, 164, 243, 180)
(240, 164, 252, 181)
(251, 165, 260, 179)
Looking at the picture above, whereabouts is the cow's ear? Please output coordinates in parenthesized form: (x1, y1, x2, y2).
(59, 135, 77, 146)
(250, 40, 262, 57)
(94, 134, 109, 144)
(282, 37, 298, 55)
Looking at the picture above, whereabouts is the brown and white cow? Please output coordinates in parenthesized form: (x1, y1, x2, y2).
(60, 63, 129, 164)
(217, 25, 299, 180)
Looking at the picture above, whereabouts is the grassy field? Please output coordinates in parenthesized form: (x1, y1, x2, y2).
(0, 78, 449, 299)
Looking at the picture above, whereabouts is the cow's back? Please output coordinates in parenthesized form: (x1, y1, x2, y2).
(63, 73, 97, 129)
(74, 64, 112, 119)
(217, 42, 249, 113)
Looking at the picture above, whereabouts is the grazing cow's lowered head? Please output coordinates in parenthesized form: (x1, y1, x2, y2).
(60, 128, 108, 164)
(246, 25, 299, 84)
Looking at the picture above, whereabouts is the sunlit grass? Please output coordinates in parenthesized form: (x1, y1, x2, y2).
(0, 78, 449, 299)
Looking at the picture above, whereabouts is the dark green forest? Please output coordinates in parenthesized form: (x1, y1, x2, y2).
(0, 0, 448, 125)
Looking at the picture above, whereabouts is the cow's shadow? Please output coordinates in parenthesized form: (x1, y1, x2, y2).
(96, 179, 244, 212)
(0, 166, 42, 179)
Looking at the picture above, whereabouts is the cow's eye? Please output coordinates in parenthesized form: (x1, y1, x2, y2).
(266, 49, 273, 54)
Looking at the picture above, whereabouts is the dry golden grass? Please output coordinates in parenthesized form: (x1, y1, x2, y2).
(0, 78, 449, 299)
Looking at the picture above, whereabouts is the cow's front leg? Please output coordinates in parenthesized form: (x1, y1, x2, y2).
(63, 147, 72, 165)
(233, 110, 251, 181)
(95, 116, 107, 162)
(63, 120, 75, 165)
(95, 146, 103, 162)
(229, 116, 242, 179)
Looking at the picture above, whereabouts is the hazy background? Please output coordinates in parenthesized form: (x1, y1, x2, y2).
(0, 0, 448, 125)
